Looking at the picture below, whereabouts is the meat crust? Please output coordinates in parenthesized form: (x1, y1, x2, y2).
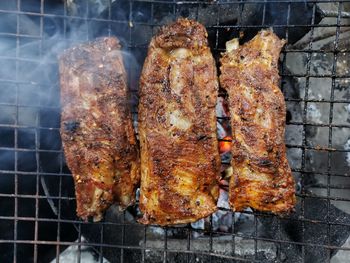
(59, 37, 140, 221)
(138, 18, 220, 225)
(219, 30, 296, 214)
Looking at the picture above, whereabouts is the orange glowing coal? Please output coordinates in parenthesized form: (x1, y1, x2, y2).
(219, 136, 232, 154)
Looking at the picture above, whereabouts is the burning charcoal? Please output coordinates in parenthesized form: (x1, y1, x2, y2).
(219, 140, 232, 166)
(212, 190, 232, 232)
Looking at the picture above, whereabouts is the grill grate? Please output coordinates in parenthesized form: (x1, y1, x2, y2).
(0, 0, 350, 262)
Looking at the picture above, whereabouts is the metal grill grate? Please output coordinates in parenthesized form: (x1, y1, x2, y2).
(0, 0, 349, 262)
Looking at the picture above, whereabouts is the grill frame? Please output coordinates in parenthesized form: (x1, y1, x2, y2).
(0, 0, 349, 262)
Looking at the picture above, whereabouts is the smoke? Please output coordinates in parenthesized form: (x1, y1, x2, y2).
(0, 14, 65, 173)
(0, 0, 144, 222)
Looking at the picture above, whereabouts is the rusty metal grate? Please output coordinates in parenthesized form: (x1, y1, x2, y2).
(0, 0, 349, 262)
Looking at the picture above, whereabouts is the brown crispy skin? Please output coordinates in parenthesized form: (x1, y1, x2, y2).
(138, 18, 220, 225)
(59, 37, 140, 221)
(219, 30, 296, 214)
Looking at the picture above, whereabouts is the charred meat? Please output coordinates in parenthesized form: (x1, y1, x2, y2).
(219, 30, 296, 214)
(138, 18, 221, 225)
(59, 37, 140, 221)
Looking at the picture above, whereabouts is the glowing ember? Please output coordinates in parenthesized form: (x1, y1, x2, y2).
(219, 136, 232, 153)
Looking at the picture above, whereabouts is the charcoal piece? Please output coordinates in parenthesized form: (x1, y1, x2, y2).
(259, 196, 350, 263)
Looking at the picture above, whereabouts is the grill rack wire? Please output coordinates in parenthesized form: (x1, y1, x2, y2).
(0, 0, 349, 262)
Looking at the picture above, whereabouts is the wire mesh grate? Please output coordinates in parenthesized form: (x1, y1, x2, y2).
(0, 0, 349, 262)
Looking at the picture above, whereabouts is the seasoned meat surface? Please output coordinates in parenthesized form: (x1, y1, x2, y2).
(138, 18, 220, 225)
(220, 30, 296, 214)
(59, 37, 140, 221)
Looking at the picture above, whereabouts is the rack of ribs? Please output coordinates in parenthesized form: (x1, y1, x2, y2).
(138, 19, 221, 225)
(219, 30, 296, 214)
(59, 37, 140, 221)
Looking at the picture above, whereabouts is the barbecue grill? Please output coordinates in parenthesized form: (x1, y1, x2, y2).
(0, 0, 349, 262)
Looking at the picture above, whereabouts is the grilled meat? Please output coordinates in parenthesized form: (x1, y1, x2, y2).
(219, 30, 296, 214)
(59, 37, 140, 221)
(138, 18, 220, 225)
